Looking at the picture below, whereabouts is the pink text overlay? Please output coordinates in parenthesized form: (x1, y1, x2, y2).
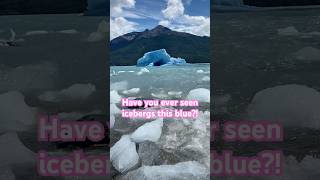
(37, 150, 109, 176)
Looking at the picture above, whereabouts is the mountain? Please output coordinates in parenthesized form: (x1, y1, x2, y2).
(110, 25, 210, 66)
(0, 0, 87, 15)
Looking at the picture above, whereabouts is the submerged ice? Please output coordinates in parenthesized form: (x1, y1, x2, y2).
(137, 49, 187, 67)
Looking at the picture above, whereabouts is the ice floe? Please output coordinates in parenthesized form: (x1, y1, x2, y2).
(38, 83, 96, 103)
(131, 118, 164, 143)
(25, 30, 49, 36)
(293, 47, 320, 62)
(137, 68, 150, 75)
(201, 76, 210, 82)
(110, 135, 139, 173)
(122, 88, 140, 95)
(187, 88, 210, 103)
(248, 84, 320, 128)
(110, 90, 122, 104)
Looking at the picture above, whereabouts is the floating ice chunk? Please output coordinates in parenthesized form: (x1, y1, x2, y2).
(248, 84, 320, 128)
(0, 62, 57, 92)
(293, 47, 320, 61)
(38, 83, 96, 103)
(110, 103, 121, 115)
(26, 30, 49, 36)
(57, 29, 79, 34)
(122, 88, 140, 95)
(137, 49, 186, 67)
(187, 88, 210, 103)
(201, 76, 210, 82)
(111, 81, 128, 91)
(137, 68, 150, 75)
(0, 91, 35, 133)
(110, 90, 122, 104)
(278, 26, 300, 36)
(110, 135, 139, 173)
(119, 161, 209, 180)
(110, 115, 115, 129)
(197, 69, 205, 74)
(0, 133, 35, 166)
(60, 84, 96, 99)
(168, 91, 183, 98)
(131, 118, 163, 143)
(151, 90, 169, 99)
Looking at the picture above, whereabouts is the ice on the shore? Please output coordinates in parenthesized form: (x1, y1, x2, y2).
(138, 141, 160, 166)
(248, 84, 320, 128)
(137, 49, 186, 67)
(118, 161, 209, 180)
(187, 88, 210, 103)
(0, 133, 35, 166)
(110, 115, 115, 129)
(110, 90, 122, 104)
(38, 83, 96, 103)
(122, 88, 140, 95)
(293, 47, 320, 61)
(131, 118, 164, 143)
(110, 103, 121, 114)
(0, 91, 35, 133)
(110, 135, 139, 173)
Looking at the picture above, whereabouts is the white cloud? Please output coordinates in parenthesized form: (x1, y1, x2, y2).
(110, 0, 139, 39)
(110, 17, 138, 40)
(160, 0, 210, 37)
(110, 0, 136, 18)
(162, 0, 185, 19)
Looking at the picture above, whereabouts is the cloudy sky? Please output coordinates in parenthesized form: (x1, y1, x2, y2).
(110, 0, 210, 39)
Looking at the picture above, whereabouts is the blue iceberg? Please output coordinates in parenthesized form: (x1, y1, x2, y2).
(137, 49, 187, 67)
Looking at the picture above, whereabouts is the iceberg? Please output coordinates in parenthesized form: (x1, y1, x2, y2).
(130, 118, 164, 143)
(110, 135, 139, 173)
(137, 49, 187, 67)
